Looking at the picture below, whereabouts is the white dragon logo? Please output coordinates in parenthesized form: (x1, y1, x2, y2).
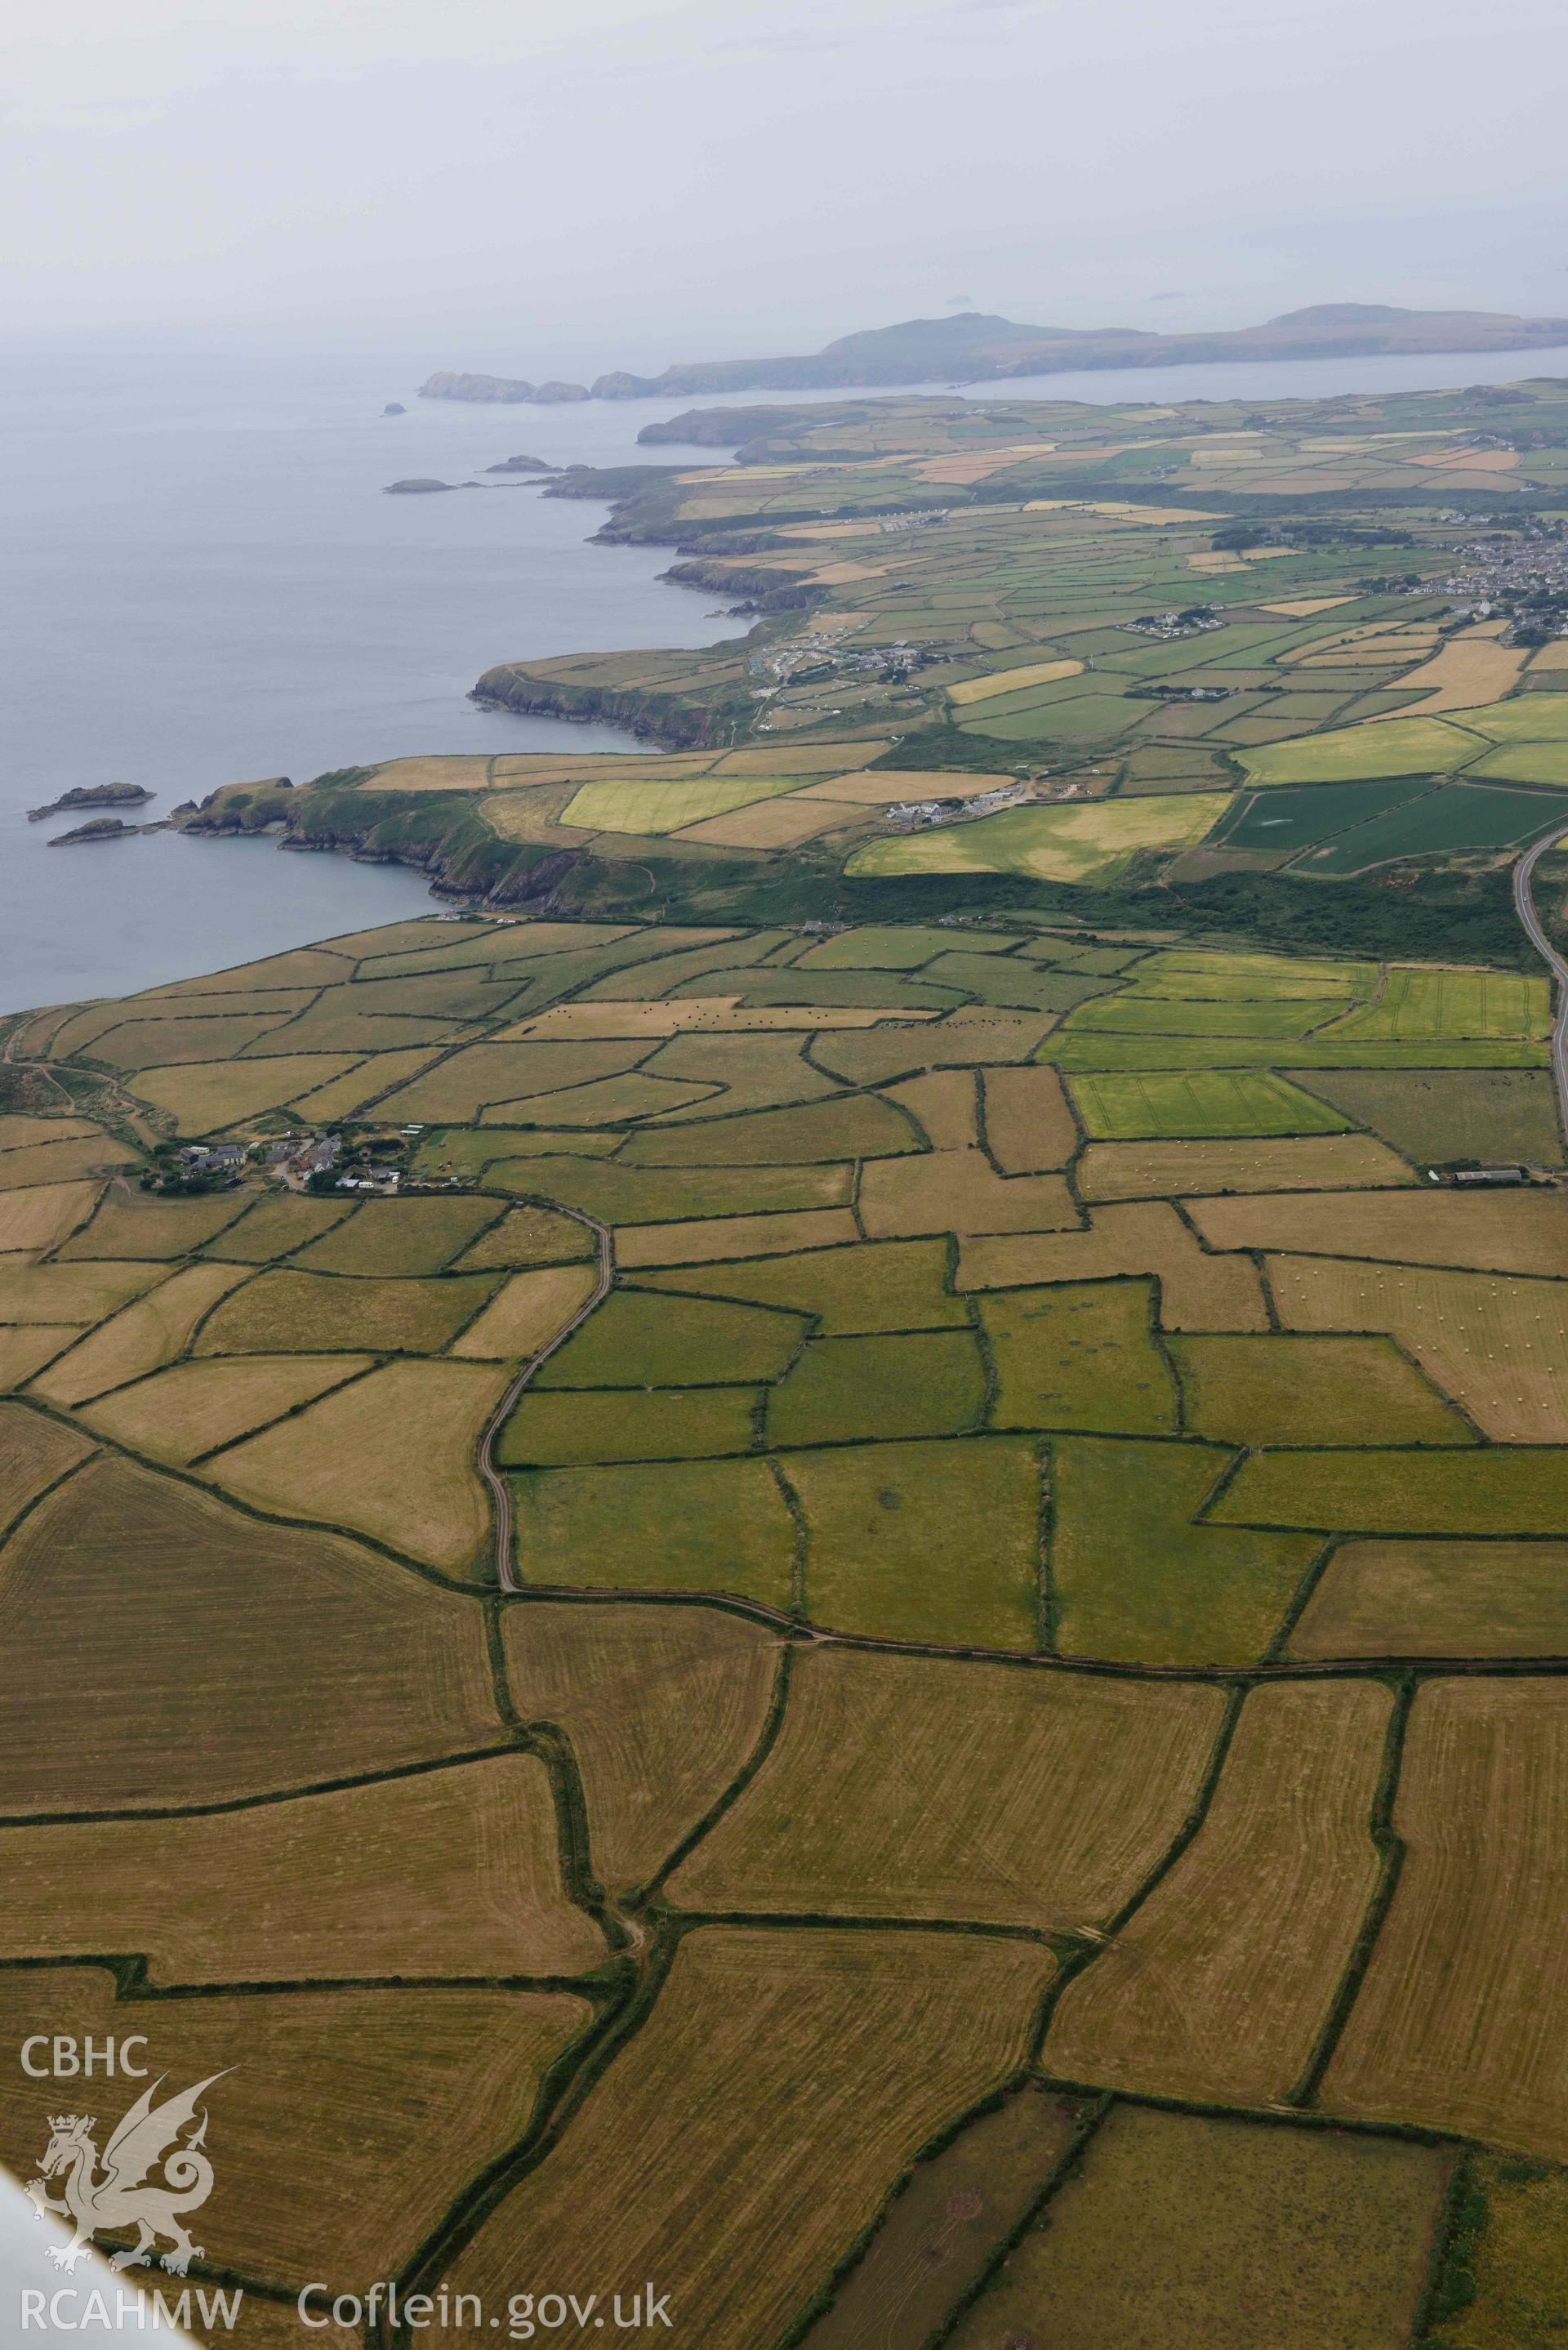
(24, 2072, 228, 2275)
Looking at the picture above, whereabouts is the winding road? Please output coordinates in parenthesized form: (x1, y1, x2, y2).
(1513, 822, 1568, 1142)
(479, 1206, 613, 1594)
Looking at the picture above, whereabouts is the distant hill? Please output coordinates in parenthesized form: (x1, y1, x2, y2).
(419, 305, 1568, 406)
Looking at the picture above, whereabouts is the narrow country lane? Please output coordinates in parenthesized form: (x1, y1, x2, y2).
(479, 1206, 613, 1594)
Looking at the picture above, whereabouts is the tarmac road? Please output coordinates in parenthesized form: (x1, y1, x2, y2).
(1513, 823, 1568, 1144)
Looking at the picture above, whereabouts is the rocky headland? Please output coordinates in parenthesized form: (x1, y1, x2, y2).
(421, 302, 1568, 406)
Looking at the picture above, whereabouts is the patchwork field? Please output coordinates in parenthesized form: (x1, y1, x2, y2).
(6, 848, 1568, 2326)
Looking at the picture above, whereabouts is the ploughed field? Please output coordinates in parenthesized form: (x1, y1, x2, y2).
(2, 908, 1567, 2347)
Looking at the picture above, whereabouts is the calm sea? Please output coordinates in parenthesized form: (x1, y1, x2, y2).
(4, 332, 1566, 1014)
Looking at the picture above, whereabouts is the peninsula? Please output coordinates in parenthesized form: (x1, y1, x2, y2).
(418, 301, 1568, 405)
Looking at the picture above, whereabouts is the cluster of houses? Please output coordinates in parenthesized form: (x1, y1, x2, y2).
(885, 780, 1037, 832)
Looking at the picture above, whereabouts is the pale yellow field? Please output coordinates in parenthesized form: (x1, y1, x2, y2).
(0, 1402, 96, 1531)
(1270, 1253, 1568, 1443)
(81, 1353, 372, 1464)
(673, 798, 857, 849)
(29, 1260, 252, 1407)
(1527, 638, 1568, 671)
(0, 1179, 101, 1254)
(1080, 1135, 1414, 1201)
(884, 1068, 978, 1151)
(366, 755, 508, 792)
(450, 1262, 601, 1358)
(0, 1116, 100, 1152)
(958, 1199, 1270, 1330)
(502, 1599, 782, 1890)
(1024, 500, 1228, 524)
(1325, 1680, 1568, 2161)
(849, 794, 1230, 885)
(982, 1064, 1080, 1171)
(1188, 1188, 1568, 1277)
(0, 1754, 606, 1982)
(1046, 1681, 1390, 2103)
(0, 1455, 506, 1810)
(0, 1260, 163, 1324)
(506, 997, 937, 1039)
(1410, 446, 1521, 471)
(710, 742, 892, 774)
(1259, 596, 1356, 616)
(430, 1926, 1053, 2350)
(920, 439, 1061, 482)
(0, 1327, 80, 1390)
(203, 1358, 510, 1569)
(0, 1134, 136, 1188)
(667, 1648, 1226, 1930)
(289, 1046, 447, 1123)
(0, 1967, 590, 2297)
(859, 1148, 1077, 1238)
(948, 658, 1085, 706)
(1365, 628, 1526, 720)
(561, 774, 804, 836)
(805, 558, 888, 585)
(128, 1053, 364, 1133)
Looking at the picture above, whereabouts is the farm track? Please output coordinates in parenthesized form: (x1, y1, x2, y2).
(480, 1206, 612, 1594)
(1514, 821, 1568, 1140)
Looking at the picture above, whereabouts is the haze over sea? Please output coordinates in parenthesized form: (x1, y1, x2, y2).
(5, 331, 1568, 1016)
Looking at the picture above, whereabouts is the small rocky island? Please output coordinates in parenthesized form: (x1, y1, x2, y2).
(483, 453, 558, 474)
(383, 402, 407, 415)
(28, 782, 154, 822)
(48, 816, 139, 845)
(384, 476, 457, 494)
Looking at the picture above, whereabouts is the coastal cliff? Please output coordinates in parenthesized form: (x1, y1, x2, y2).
(471, 662, 741, 746)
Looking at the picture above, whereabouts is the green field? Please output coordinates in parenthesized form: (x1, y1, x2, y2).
(499, 1385, 762, 1465)
(1236, 716, 1485, 787)
(1052, 1435, 1321, 1664)
(982, 1280, 1177, 1434)
(766, 1329, 986, 1447)
(785, 1435, 1044, 1646)
(1218, 778, 1432, 855)
(535, 1288, 806, 1387)
(1472, 739, 1568, 786)
(1067, 1069, 1352, 1139)
(632, 1238, 969, 1333)
(1323, 968, 1549, 1041)
(1067, 994, 1346, 1038)
(510, 1456, 795, 1601)
(1296, 782, 1568, 872)
(1289, 1067, 1565, 1166)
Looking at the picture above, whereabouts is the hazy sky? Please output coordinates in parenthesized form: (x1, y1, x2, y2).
(6, 0, 1567, 368)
